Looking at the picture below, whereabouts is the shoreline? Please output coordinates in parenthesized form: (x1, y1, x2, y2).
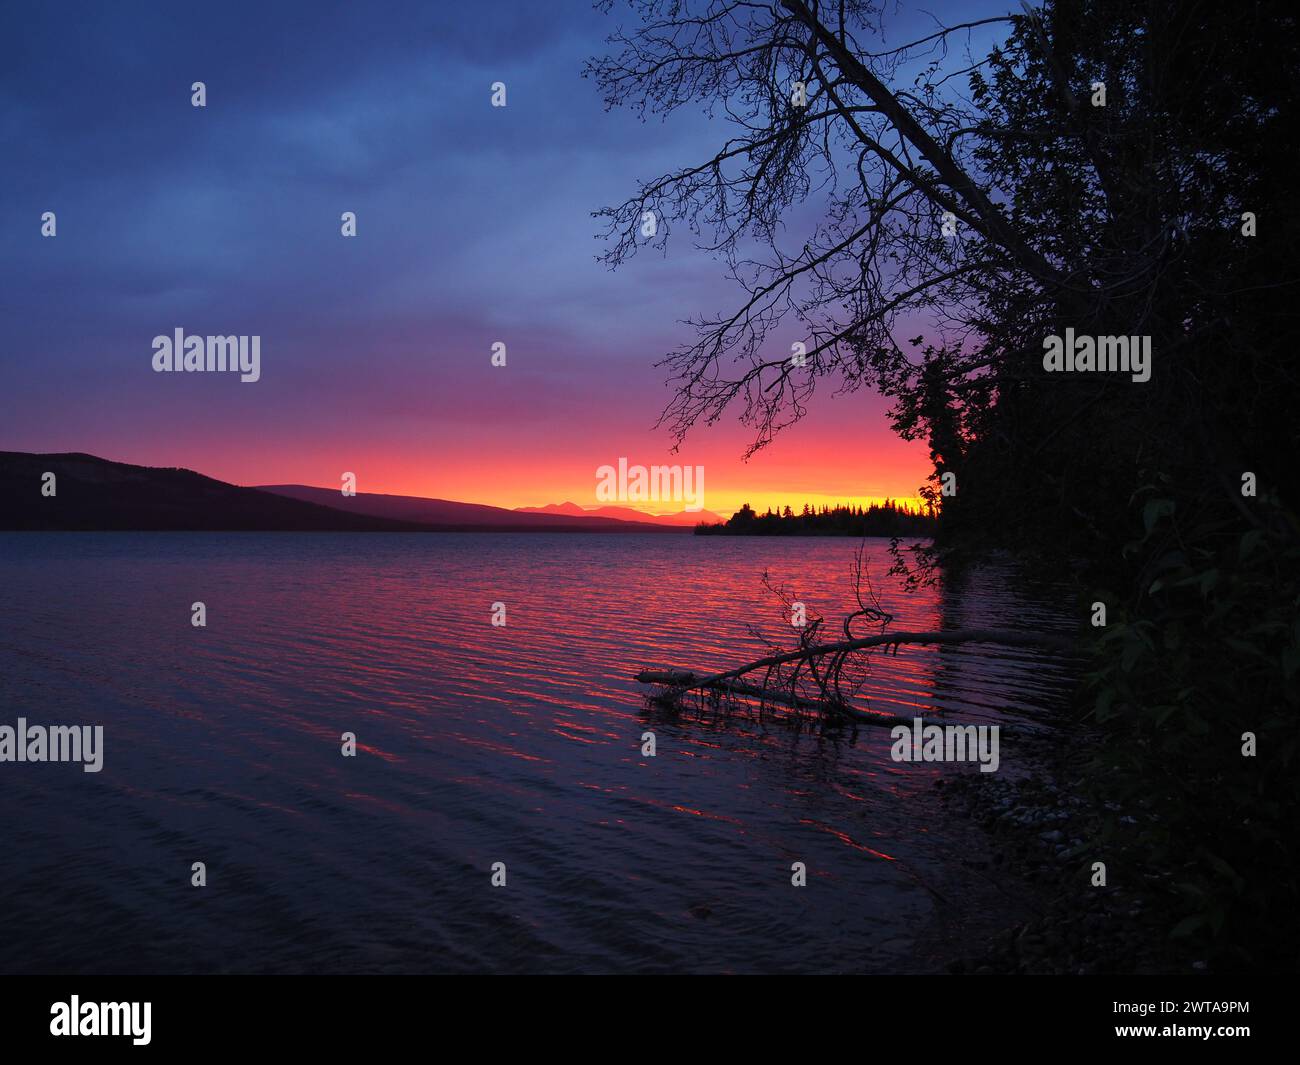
(930, 724, 1197, 975)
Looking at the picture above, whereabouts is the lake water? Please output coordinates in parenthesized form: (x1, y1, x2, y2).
(0, 533, 1077, 973)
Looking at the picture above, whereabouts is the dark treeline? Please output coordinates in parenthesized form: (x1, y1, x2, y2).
(593, 1, 1299, 970)
(696, 500, 934, 537)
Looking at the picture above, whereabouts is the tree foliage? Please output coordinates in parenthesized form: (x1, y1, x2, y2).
(591, 0, 1300, 969)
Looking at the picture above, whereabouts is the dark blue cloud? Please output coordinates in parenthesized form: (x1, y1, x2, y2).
(0, 0, 1008, 457)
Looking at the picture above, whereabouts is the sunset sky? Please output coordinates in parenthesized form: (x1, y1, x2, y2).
(0, 0, 1002, 517)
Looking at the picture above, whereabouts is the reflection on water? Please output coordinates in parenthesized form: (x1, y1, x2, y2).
(0, 533, 1076, 973)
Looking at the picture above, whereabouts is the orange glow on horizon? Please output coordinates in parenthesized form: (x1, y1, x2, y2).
(230, 441, 933, 519)
(25, 376, 936, 520)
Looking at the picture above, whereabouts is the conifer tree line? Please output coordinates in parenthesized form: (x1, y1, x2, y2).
(696, 500, 934, 536)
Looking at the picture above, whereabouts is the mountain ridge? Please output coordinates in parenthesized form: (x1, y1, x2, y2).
(258, 484, 685, 532)
(0, 452, 687, 533)
(514, 501, 722, 526)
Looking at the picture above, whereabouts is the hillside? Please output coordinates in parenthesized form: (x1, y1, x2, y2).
(0, 452, 690, 532)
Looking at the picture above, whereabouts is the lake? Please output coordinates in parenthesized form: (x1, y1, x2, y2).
(0, 532, 1077, 973)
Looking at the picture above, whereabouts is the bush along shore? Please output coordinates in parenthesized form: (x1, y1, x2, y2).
(928, 485, 1298, 977)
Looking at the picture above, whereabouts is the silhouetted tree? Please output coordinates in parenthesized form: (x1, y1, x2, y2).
(588, 0, 1298, 551)
(596, 0, 1300, 970)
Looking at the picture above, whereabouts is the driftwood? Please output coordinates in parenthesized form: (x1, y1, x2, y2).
(635, 668, 911, 726)
(637, 549, 1078, 726)
(635, 627, 1077, 726)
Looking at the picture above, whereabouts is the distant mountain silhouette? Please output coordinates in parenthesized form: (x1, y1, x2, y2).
(0, 452, 427, 531)
(516, 501, 590, 517)
(259, 485, 683, 532)
(515, 501, 722, 526)
(0, 452, 688, 532)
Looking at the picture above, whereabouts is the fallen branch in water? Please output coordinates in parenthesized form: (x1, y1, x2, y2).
(634, 668, 908, 725)
(635, 628, 1077, 724)
(636, 550, 1078, 725)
